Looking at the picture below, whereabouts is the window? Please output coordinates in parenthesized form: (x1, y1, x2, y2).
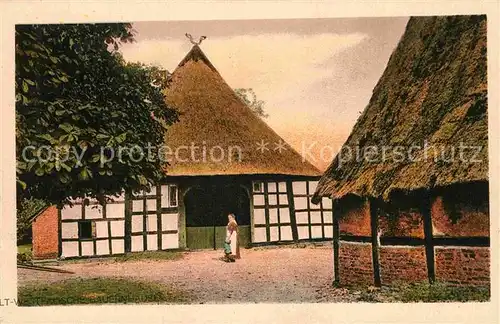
(78, 220, 96, 239)
(169, 185, 178, 207)
(253, 182, 262, 193)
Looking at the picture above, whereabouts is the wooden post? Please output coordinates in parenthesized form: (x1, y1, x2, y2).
(369, 198, 381, 287)
(57, 208, 62, 258)
(287, 181, 299, 242)
(124, 191, 132, 253)
(422, 193, 436, 283)
(332, 199, 340, 286)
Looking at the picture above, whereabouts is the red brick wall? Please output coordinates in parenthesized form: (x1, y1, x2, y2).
(32, 206, 59, 259)
(338, 242, 373, 286)
(379, 246, 427, 284)
(379, 210, 425, 238)
(338, 199, 371, 236)
(435, 247, 490, 285)
(431, 196, 489, 237)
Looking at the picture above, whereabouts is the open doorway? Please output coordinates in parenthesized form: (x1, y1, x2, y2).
(185, 182, 251, 250)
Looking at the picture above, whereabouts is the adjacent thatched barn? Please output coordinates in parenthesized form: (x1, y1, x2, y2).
(312, 15, 489, 286)
(32, 44, 334, 259)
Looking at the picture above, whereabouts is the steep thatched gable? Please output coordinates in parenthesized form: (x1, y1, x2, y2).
(163, 45, 320, 177)
(313, 16, 487, 202)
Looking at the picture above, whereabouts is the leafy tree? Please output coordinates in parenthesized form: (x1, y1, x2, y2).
(234, 88, 268, 118)
(17, 198, 47, 245)
(16, 24, 178, 206)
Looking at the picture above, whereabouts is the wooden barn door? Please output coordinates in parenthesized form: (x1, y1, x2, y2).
(184, 181, 250, 250)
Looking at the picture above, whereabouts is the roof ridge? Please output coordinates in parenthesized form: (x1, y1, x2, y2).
(176, 45, 219, 74)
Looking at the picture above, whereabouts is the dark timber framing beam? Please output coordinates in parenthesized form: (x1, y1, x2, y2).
(422, 193, 436, 284)
(369, 198, 381, 287)
(286, 180, 299, 242)
(124, 191, 132, 253)
(332, 198, 340, 287)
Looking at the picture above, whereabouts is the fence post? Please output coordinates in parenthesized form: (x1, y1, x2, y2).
(332, 198, 340, 286)
(369, 198, 381, 287)
(422, 193, 436, 283)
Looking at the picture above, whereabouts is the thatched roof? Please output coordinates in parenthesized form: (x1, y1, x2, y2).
(163, 45, 320, 177)
(313, 16, 487, 202)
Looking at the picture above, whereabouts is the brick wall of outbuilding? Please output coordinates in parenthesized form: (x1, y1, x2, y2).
(32, 206, 59, 259)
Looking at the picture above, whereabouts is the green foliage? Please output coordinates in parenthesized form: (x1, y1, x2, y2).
(17, 250, 33, 263)
(18, 278, 189, 306)
(16, 23, 178, 206)
(351, 281, 490, 302)
(17, 198, 47, 244)
(392, 281, 490, 302)
(234, 88, 268, 118)
(113, 251, 184, 262)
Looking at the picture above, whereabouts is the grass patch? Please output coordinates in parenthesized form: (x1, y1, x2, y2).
(113, 251, 184, 262)
(17, 244, 32, 254)
(390, 281, 490, 302)
(18, 278, 190, 306)
(61, 251, 184, 264)
(353, 281, 490, 303)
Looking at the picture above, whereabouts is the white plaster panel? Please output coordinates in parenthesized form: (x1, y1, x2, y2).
(322, 197, 333, 209)
(110, 220, 125, 237)
(268, 194, 277, 206)
(278, 182, 287, 193)
(323, 211, 333, 224)
(296, 212, 309, 224)
(62, 241, 79, 258)
(147, 234, 158, 251)
(253, 194, 265, 206)
(147, 215, 158, 232)
(85, 205, 103, 219)
(106, 203, 124, 219)
(132, 215, 143, 233)
(132, 200, 143, 212)
(311, 211, 322, 224)
(294, 197, 308, 210)
(279, 208, 290, 223)
(61, 222, 78, 239)
(292, 181, 307, 195)
(297, 226, 309, 239)
(162, 233, 179, 249)
(61, 205, 81, 220)
(280, 226, 293, 241)
(146, 199, 157, 212)
(112, 239, 124, 254)
(269, 208, 278, 224)
(253, 208, 266, 225)
(95, 221, 108, 238)
(311, 226, 323, 238)
(161, 185, 169, 207)
(308, 181, 319, 193)
(81, 241, 94, 256)
(161, 213, 178, 231)
(131, 235, 143, 252)
(279, 194, 288, 205)
(96, 240, 109, 255)
(324, 225, 333, 238)
(267, 182, 277, 193)
(253, 227, 267, 243)
(270, 227, 279, 242)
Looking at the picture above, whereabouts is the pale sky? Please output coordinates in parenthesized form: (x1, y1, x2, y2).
(120, 18, 409, 171)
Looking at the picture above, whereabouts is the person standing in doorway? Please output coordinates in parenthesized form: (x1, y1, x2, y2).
(223, 213, 240, 262)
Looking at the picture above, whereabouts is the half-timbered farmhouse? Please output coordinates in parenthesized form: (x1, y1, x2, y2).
(32, 44, 334, 259)
(312, 16, 489, 287)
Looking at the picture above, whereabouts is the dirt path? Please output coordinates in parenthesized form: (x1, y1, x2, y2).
(18, 246, 356, 303)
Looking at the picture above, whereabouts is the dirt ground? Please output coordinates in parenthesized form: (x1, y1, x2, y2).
(18, 245, 358, 303)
